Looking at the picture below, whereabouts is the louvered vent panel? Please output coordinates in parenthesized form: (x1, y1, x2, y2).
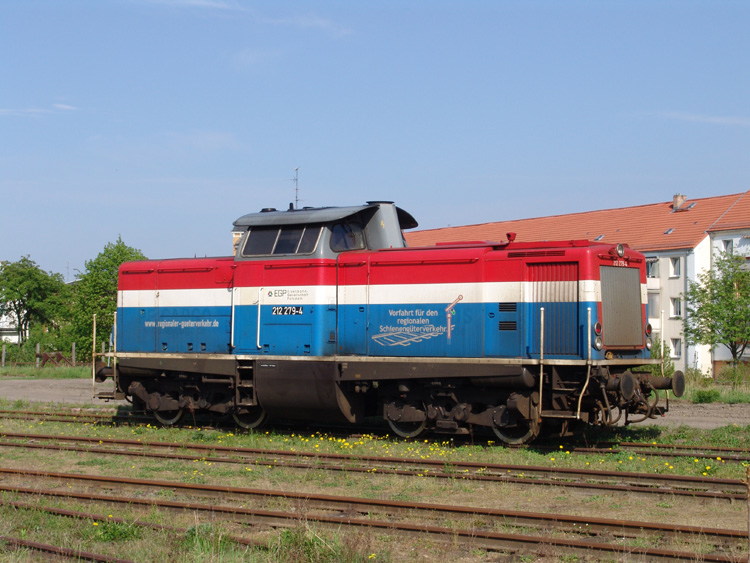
(527, 262, 579, 356)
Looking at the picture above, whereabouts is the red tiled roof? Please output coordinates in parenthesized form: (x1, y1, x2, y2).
(405, 190, 750, 253)
(706, 190, 750, 233)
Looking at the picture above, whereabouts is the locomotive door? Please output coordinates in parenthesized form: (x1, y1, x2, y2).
(336, 254, 370, 355)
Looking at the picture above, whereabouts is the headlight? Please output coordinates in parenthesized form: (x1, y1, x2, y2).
(594, 336, 603, 350)
(616, 244, 625, 257)
(645, 337, 653, 350)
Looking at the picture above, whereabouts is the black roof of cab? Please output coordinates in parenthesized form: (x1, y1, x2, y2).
(233, 202, 418, 230)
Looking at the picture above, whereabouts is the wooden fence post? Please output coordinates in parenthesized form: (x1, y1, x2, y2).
(1, 344, 5, 368)
(72, 342, 76, 367)
(35, 343, 40, 369)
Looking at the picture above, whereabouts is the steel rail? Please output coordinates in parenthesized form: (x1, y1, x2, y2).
(2, 438, 745, 503)
(0, 536, 136, 563)
(0, 408, 149, 424)
(1, 468, 746, 545)
(1, 499, 263, 548)
(536, 444, 750, 464)
(1, 431, 745, 498)
(0, 478, 745, 562)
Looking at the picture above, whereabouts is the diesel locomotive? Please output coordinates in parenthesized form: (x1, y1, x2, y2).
(96, 201, 684, 444)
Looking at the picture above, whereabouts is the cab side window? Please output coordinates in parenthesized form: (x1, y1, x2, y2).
(330, 222, 365, 252)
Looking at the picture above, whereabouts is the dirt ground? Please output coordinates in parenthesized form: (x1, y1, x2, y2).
(0, 378, 124, 406)
(1, 378, 750, 429)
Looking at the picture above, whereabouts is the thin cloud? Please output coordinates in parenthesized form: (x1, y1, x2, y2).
(0, 104, 78, 117)
(661, 111, 750, 128)
(262, 13, 353, 37)
(0, 107, 52, 117)
(146, 0, 352, 36)
(146, 0, 249, 11)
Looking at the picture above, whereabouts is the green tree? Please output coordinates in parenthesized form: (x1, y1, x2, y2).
(0, 256, 70, 344)
(683, 250, 750, 368)
(70, 237, 146, 360)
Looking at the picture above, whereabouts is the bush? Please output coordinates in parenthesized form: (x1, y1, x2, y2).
(693, 389, 721, 404)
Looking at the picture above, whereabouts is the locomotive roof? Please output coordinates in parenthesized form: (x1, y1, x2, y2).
(233, 201, 418, 230)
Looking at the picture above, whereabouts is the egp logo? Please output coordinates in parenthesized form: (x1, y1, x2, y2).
(269, 289, 287, 298)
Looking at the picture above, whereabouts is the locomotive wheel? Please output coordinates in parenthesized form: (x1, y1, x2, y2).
(153, 408, 184, 426)
(492, 418, 540, 446)
(232, 407, 267, 430)
(387, 419, 427, 439)
(492, 402, 540, 446)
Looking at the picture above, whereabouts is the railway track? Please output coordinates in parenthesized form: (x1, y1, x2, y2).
(1, 467, 747, 562)
(3, 406, 750, 463)
(0, 431, 746, 501)
(0, 535, 136, 563)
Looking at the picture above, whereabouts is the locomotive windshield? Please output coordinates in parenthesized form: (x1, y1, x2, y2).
(241, 224, 322, 256)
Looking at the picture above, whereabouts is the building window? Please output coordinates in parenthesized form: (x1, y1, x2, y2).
(670, 257, 681, 278)
(646, 258, 659, 278)
(723, 239, 734, 253)
(670, 297, 682, 318)
(647, 292, 661, 318)
(670, 338, 682, 358)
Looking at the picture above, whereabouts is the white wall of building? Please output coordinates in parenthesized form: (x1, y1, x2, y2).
(645, 236, 713, 375)
(687, 236, 713, 374)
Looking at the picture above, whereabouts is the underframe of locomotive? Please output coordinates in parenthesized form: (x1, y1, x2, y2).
(103, 358, 684, 446)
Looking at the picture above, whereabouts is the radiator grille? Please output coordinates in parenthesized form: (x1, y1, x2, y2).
(600, 266, 643, 346)
(527, 262, 579, 356)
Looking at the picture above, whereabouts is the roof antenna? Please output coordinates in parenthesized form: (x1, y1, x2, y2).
(292, 167, 300, 209)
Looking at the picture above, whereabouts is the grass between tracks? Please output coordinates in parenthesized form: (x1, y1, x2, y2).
(0, 397, 749, 562)
(0, 366, 90, 380)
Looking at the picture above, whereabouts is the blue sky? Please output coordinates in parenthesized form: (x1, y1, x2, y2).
(2, 0, 748, 280)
